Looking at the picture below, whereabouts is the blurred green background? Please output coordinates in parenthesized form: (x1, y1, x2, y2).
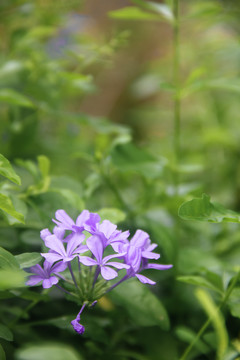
(1, 0, 240, 359)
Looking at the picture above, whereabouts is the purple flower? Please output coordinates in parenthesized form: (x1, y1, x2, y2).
(71, 318, 85, 335)
(26, 261, 67, 289)
(79, 235, 129, 280)
(71, 303, 86, 335)
(85, 219, 130, 249)
(41, 232, 87, 264)
(130, 230, 160, 260)
(115, 230, 173, 285)
(53, 209, 100, 233)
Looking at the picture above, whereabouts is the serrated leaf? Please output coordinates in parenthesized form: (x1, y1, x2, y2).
(109, 7, 161, 21)
(0, 89, 34, 108)
(178, 193, 240, 223)
(177, 275, 223, 294)
(98, 208, 126, 224)
(109, 278, 169, 330)
(0, 324, 13, 341)
(0, 154, 21, 185)
(15, 253, 42, 269)
(16, 343, 83, 360)
(0, 193, 25, 223)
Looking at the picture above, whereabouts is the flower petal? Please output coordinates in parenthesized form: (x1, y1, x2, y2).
(106, 261, 130, 269)
(66, 233, 85, 256)
(52, 209, 75, 230)
(142, 251, 160, 260)
(101, 266, 118, 280)
(40, 228, 51, 241)
(130, 229, 149, 248)
(86, 235, 103, 263)
(99, 220, 117, 239)
(44, 235, 66, 257)
(135, 273, 156, 285)
(102, 252, 126, 263)
(51, 261, 67, 273)
(26, 275, 43, 286)
(29, 264, 45, 277)
(79, 256, 97, 266)
(42, 277, 58, 288)
(76, 210, 89, 227)
(41, 252, 63, 264)
(146, 263, 173, 270)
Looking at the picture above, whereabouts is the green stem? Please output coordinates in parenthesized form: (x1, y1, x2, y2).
(180, 272, 240, 360)
(173, 0, 181, 189)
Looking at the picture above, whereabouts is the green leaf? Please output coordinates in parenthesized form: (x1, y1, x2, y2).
(228, 288, 240, 319)
(0, 89, 34, 108)
(111, 143, 166, 179)
(0, 323, 13, 341)
(0, 193, 25, 223)
(177, 275, 223, 294)
(0, 344, 6, 360)
(16, 343, 83, 360)
(98, 208, 126, 224)
(195, 288, 228, 360)
(0, 269, 25, 290)
(3, 195, 27, 225)
(50, 189, 85, 212)
(37, 155, 50, 179)
(0, 247, 20, 270)
(132, 0, 173, 21)
(175, 326, 209, 354)
(178, 193, 240, 223)
(15, 253, 42, 269)
(108, 7, 161, 21)
(110, 278, 170, 330)
(0, 154, 21, 185)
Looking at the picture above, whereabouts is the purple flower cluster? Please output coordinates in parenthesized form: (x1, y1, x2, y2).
(26, 209, 173, 335)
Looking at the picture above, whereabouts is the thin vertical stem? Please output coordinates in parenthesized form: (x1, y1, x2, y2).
(180, 272, 240, 360)
(173, 0, 181, 188)
(68, 262, 78, 289)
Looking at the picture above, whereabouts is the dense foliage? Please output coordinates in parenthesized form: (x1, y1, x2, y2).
(0, 0, 240, 359)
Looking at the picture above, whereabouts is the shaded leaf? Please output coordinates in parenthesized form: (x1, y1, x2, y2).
(0, 89, 34, 108)
(0, 154, 21, 185)
(0, 344, 6, 360)
(132, 0, 173, 21)
(178, 194, 240, 223)
(109, 278, 169, 330)
(111, 143, 166, 179)
(0, 323, 13, 341)
(0, 193, 25, 223)
(0, 247, 20, 270)
(38, 155, 50, 179)
(175, 326, 209, 354)
(98, 208, 126, 224)
(15, 253, 42, 269)
(177, 275, 223, 294)
(109, 7, 161, 21)
(16, 343, 83, 360)
(0, 269, 25, 290)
